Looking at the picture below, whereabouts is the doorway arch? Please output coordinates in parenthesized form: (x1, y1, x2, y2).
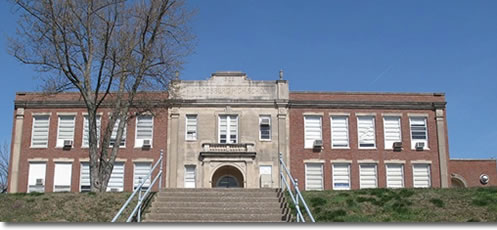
(211, 165, 244, 188)
(450, 174, 467, 188)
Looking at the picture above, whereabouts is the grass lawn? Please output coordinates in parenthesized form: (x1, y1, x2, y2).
(290, 187, 497, 222)
(0, 192, 139, 222)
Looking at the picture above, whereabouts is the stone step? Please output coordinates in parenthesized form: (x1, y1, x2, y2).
(156, 191, 281, 198)
(143, 219, 286, 223)
(161, 188, 281, 193)
(149, 201, 287, 209)
(153, 196, 282, 203)
(143, 213, 288, 222)
(149, 206, 288, 215)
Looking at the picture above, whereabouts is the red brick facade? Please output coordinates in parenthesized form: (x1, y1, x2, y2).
(449, 160, 497, 187)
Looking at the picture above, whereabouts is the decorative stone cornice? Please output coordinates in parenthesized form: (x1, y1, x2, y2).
(289, 100, 446, 110)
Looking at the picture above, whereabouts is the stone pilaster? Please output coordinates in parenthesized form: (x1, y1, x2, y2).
(435, 108, 449, 188)
(9, 108, 25, 193)
(166, 108, 180, 188)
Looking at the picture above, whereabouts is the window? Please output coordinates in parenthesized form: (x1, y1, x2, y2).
(56, 115, 75, 147)
(359, 163, 377, 189)
(410, 117, 428, 149)
(219, 115, 238, 144)
(107, 162, 125, 192)
(259, 165, 272, 188)
(332, 163, 351, 190)
(82, 115, 101, 147)
(54, 163, 72, 192)
(304, 116, 322, 148)
(134, 162, 152, 189)
(31, 115, 50, 148)
(135, 115, 154, 147)
(386, 164, 404, 188)
(357, 116, 376, 149)
(28, 162, 46, 193)
(185, 115, 197, 141)
(110, 118, 127, 148)
(184, 165, 196, 188)
(80, 162, 91, 192)
(413, 164, 431, 188)
(259, 115, 271, 141)
(383, 116, 402, 149)
(331, 116, 349, 148)
(305, 163, 323, 191)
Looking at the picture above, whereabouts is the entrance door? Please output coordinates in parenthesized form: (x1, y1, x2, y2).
(211, 165, 244, 188)
(216, 175, 239, 188)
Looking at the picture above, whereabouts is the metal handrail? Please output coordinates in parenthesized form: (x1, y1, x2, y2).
(279, 153, 315, 222)
(111, 150, 164, 222)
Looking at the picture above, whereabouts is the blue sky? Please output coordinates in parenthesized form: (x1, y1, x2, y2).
(0, 0, 496, 159)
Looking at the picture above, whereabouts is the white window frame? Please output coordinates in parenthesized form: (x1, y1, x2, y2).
(330, 116, 349, 149)
(305, 163, 324, 191)
(28, 162, 46, 193)
(185, 115, 198, 141)
(385, 163, 404, 188)
(106, 162, 125, 192)
(332, 163, 351, 190)
(409, 117, 428, 150)
(56, 115, 76, 148)
(30, 115, 50, 148)
(135, 115, 154, 148)
(383, 116, 402, 150)
(109, 118, 127, 148)
(184, 165, 196, 188)
(133, 162, 152, 189)
(259, 115, 272, 141)
(218, 115, 238, 144)
(304, 115, 322, 149)
(412, 163, 432, 188)
(82, 115, 101, 148)
(53, 162, 72, 192)
(79, 162, 91, 192)
(357, 116, 376, 149)
(359, 163, 378, 189)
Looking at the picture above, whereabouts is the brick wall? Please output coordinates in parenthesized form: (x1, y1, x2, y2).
(449, 160, 497, 187)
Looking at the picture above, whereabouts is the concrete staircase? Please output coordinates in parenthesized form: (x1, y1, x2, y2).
(143, 188, 291, 222)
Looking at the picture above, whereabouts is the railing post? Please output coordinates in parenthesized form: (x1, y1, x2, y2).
(159, 149, 163, 190)
(295, 178, 300, 222)
(137, 178, 143, 222)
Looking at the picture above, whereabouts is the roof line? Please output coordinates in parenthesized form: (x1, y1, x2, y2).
(290, 91, 445, 96)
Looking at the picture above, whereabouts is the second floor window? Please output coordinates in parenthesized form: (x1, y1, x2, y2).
(110, 118, 127, 148)
(135, 115, 154, 147)
(31, 115, 50, 148)
(219, 115, 238, 144)
(410, 117, 428, 149)
(259, 115, 271, 141)
(83, 115, 101, 147)
(357, 116, 376, 149)
(383, 116, 401, 149)
(304, 115, 322, 148)
(56, 115, 75, 147)
(331, 116, 349, 148)
(185, 115, 197, 141)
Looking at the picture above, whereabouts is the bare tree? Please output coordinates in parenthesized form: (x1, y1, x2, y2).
(9, 0, 195, 192)
(0, 143, 9, 193)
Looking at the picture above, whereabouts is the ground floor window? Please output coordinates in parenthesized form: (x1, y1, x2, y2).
(184, 165, 196, 188)
(386, 163, 404, 188)
(80, 162, 91, 192)
(332, 163, 350, 190)
(359, 163, 377, 189)
(28, 162, 46, 193)
(305, 163, 323, 191)
(413, 164, 431, 188)
(134, 162, 152, 189)
(54, 162, 72, 192)
(107, 162, 125, 192)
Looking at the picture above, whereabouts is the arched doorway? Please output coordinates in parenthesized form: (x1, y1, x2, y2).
(212, 165, 244, 188)
(450, 174, 467, 188)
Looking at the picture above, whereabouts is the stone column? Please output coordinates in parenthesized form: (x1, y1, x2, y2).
(166, 108, 180, 188)
(277, 107, 288, 188)
(435, 108, 449, 188)
(9, 108, 25, 193)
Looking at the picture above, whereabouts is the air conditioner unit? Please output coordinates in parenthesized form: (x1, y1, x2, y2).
(260, 118, 270, 126)
(415, 142, 425, 150)
(393, 142, 402, 150)
(35, 178, 44, 186)
(142, 139, 151, 148)
(313, 139, 323, 148)
(63, 140, 73, 148)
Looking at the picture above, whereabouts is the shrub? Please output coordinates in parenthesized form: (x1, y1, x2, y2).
(429, 198, 444, 208)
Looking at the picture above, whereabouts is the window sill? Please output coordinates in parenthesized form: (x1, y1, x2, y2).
(331, 147, 350, 150)
(185, 139, 197, 142)
(259, 139, 272, 142)
(358, 147, 376, 150)
(30, 146, 48, 149)
(411, 148, 431, 151)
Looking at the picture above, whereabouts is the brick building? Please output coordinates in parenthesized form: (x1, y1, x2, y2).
(7, 72, 497, 193)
